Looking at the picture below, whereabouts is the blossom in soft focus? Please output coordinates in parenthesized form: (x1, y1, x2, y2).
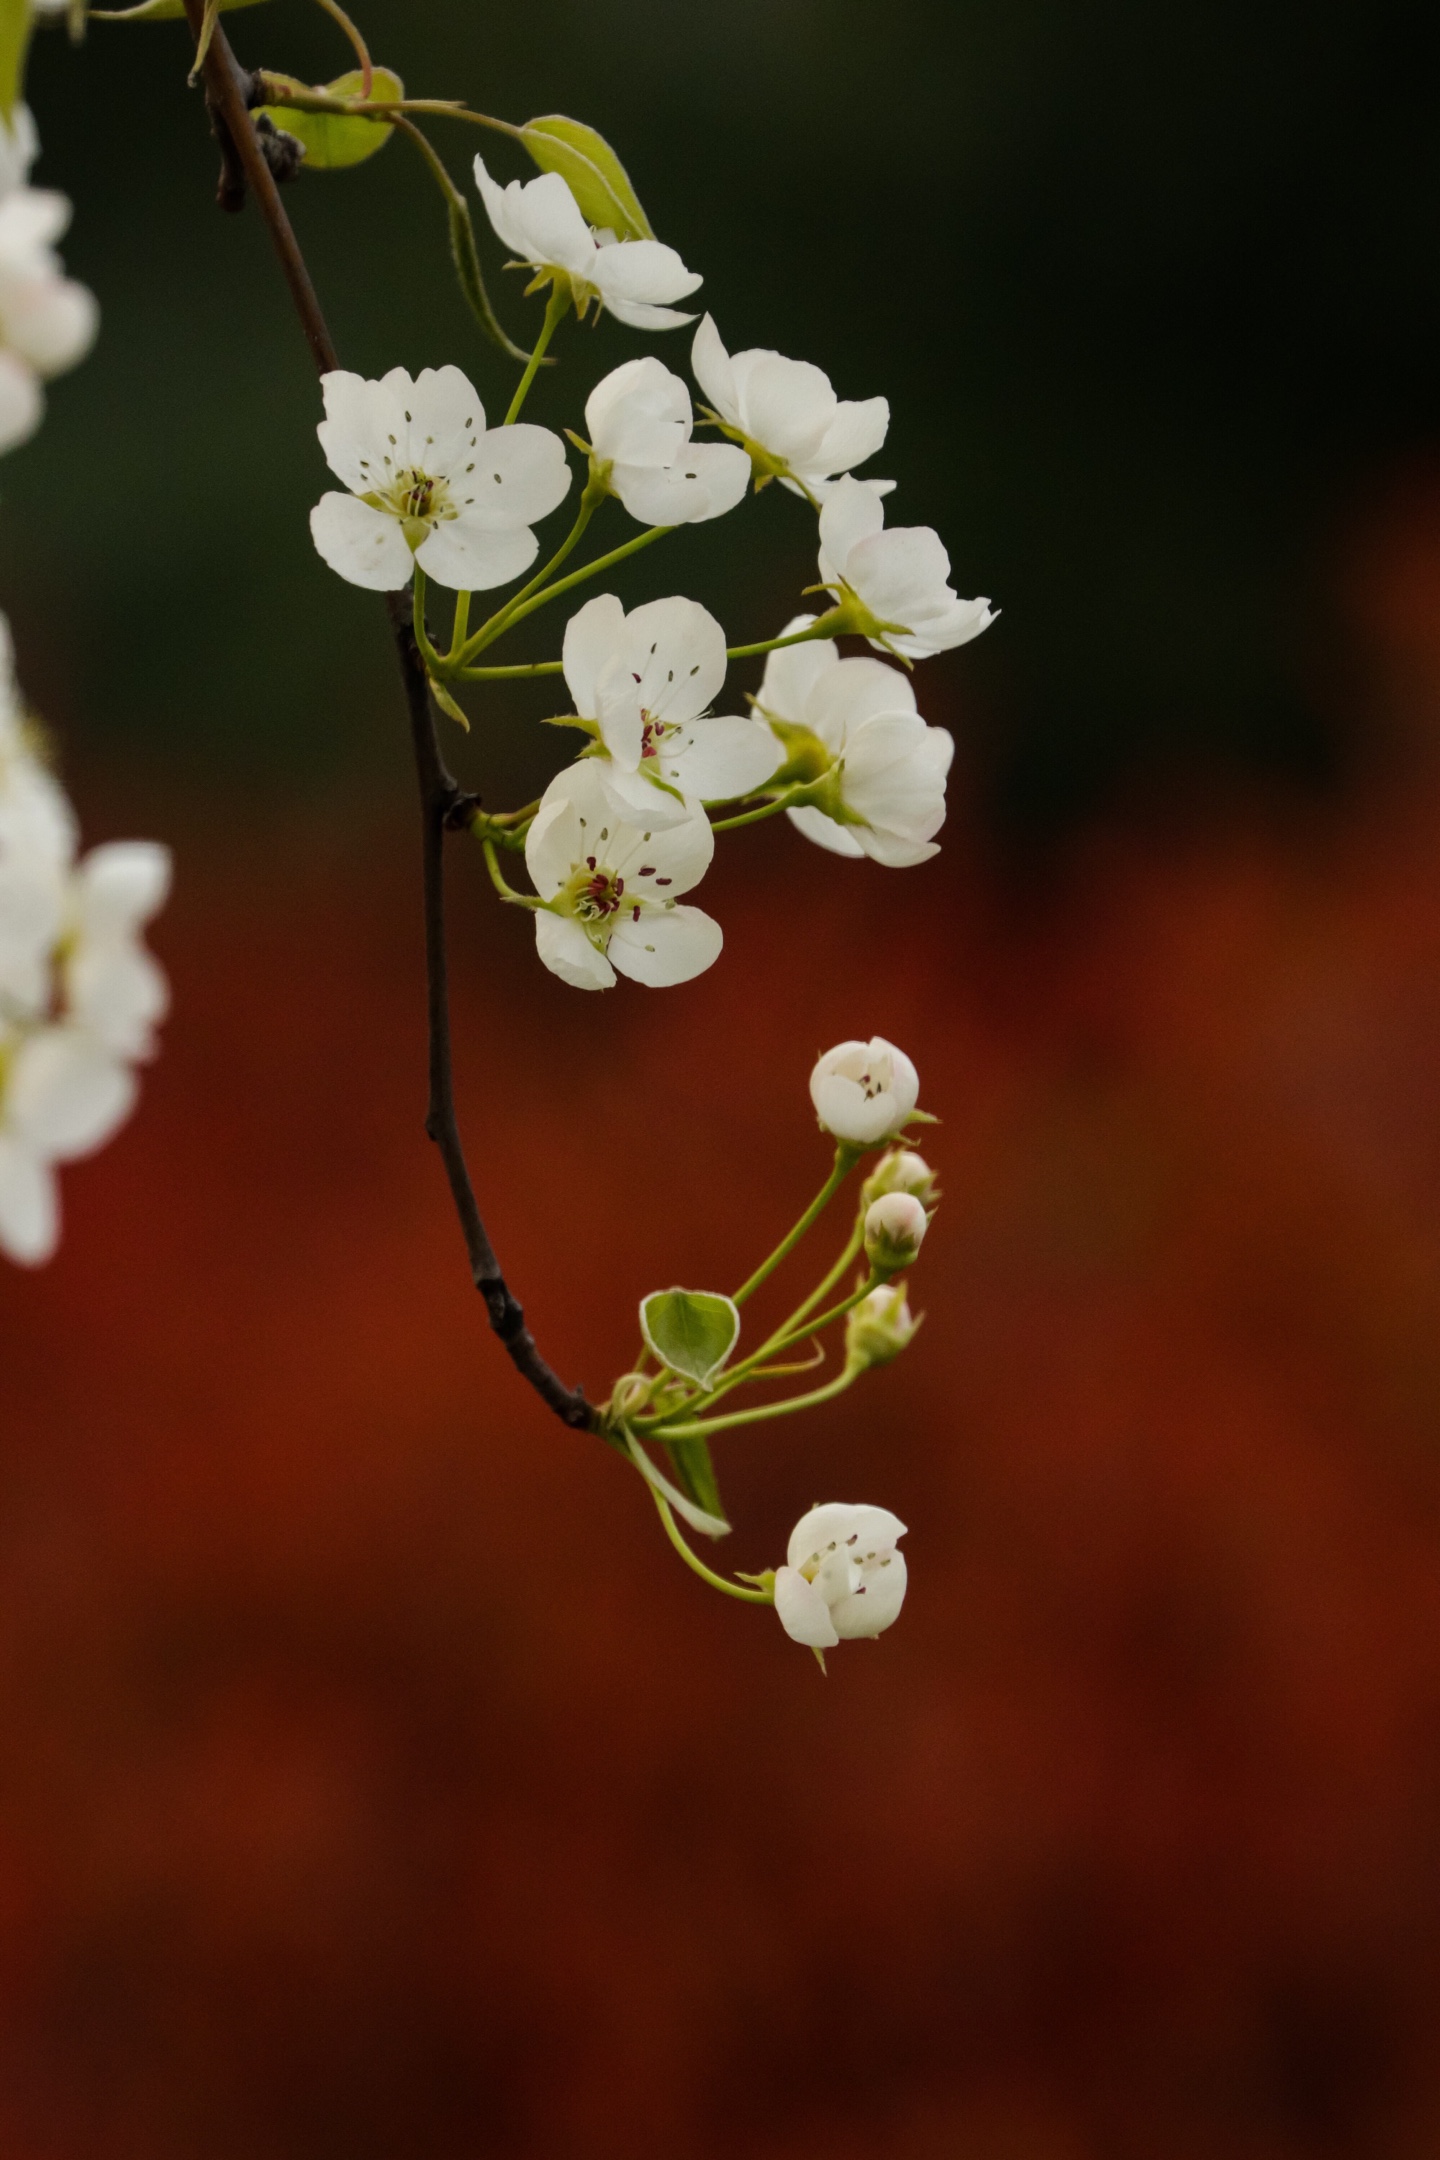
(562, 593, 780, 822)
(585, 358, 748, 526)
(474, 157, 701, 331)
(524, 755, 721, 990)
(863, 1147, 939, 1206)
(0, 619, 170, 1267)
(864, 1190, 928, 1273)
(773, 1502, 908, 1655)
(0, 176, 98, 456)
(817, 476, 995, 660)
(690, 314, 891, 501)
(309, 365, 570, 592)
(756, 618, 955, 864)
(845, 1282, 921, 1370)
(810, 1036, 920, 1147)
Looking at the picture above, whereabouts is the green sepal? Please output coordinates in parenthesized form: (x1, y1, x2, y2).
(255, 66, 402, 170)
(754, 714, 834, 789)
(640, 1287, 740, 1390)
(427, 676, 470, 732)
(520, 113, 653, 241)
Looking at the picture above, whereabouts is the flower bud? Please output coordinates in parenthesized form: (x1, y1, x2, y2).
(862, 1147, 938, 1208)
(863, 1191, 927, 1274)
(845, 1283, 921, 1371)
(810, 1036, 920, 1149)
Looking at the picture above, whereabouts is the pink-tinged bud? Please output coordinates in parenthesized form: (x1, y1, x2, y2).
(862, 1147, 939, 1208)
(863, 1191, 927, 1274)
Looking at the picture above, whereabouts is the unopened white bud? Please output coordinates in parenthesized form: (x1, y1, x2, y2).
(862, 1147, 938, 1208)
(863, 1191, 927, 1273)
(845, 1282, 921, 1370)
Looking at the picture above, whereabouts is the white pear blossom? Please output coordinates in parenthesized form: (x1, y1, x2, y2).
(810, 1037, 920, 1148)
(690, 314, 891, 501)
(864, 1190, 928, 1272)
(474, 156, 701, 331)
(562, 593, 781, 823)
(585, 358, 748, 526)
(773, 1503, 908, 1654)
(0, 180, 98, 457)
(0, 617, 170, 1268)
(524, 756, 721, 991)
(818, 476, 995, 660)
(309, 364, 571, 593)
(756, 618, 955, 866)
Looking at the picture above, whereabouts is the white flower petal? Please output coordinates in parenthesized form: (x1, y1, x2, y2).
(612, 442, 748, 526)
(689, 313, 736, 423)
(832, 1548, 908, 1639)
(461, 422, 571, 529)
(810, 655, 918, 735)
(591, 237, 702, 312)
(534, 909, 614, 991)
(7, 1027, 136, 1160)
(736, 351, 835, 466)
(817, 475, 887, 579)
(0, 1135, 56, 1267)
(811, 395, 889, 478)
(787, 1501, 907, 1570)
(415, 512, 539, 593)
(563, 593, 627, 718)
(611, 596, 727, 729)
(309, 492, 414, 590)
(755, 617, 838, 728)
(0, 348, 41, 453)
(662, 714, 782, 802)
(607, 902, 722, 987)
(786, 803, 867, 858)
(773, 1565, 840, 1650)
(74, 841, 171, 940)
(2, 273, 96, 375)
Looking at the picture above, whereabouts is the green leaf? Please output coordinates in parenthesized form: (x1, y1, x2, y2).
(623, 1427, 730, 1541)
(0, 0, 32, 118)
(91, 0, 269, 19)
(640, 1288, 740, 1390)
(663, 1436, 726, 1526)
(256, 67, 402, 171)
(521, 114, 653, 242)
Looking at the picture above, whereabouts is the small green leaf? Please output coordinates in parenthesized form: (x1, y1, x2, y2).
(0, 0, 32, 118)
(663, 1436, 726, 1525)
(640, 1288, 740, 1390)
(623, 1427, 730, 1540)
(521, 114, 653, 241)
(91, 0, 269, 19)
(256, 66, 402, 171)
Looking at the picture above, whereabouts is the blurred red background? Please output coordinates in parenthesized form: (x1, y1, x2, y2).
(3, 467, 1440, 2159)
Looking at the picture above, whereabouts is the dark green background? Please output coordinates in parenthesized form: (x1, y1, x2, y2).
(8, 0, 1440, 836)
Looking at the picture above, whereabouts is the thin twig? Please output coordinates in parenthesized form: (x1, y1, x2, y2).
(179, 2, 593, 1432)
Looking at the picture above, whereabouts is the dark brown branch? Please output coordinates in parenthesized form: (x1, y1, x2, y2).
(180, 3, 593, 1431)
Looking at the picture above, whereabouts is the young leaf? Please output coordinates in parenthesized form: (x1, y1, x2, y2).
(0, 0, 32, 118)
(623, 1428, 730, 1540)
(255, 67, 402, 171)
(663, 1435, 726, 1526)
(520, 114, 653, 242)
(640, 1288, 740, 1390)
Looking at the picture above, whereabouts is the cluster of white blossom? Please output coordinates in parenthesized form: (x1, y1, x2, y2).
(0, 619, 170, 1264)
(0, 100, 95, 455)
(308, 155, 995, 993)
(0, 101, 168, 1270)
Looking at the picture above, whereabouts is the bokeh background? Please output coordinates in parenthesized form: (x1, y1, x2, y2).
(2, 1, 1440, 2152)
